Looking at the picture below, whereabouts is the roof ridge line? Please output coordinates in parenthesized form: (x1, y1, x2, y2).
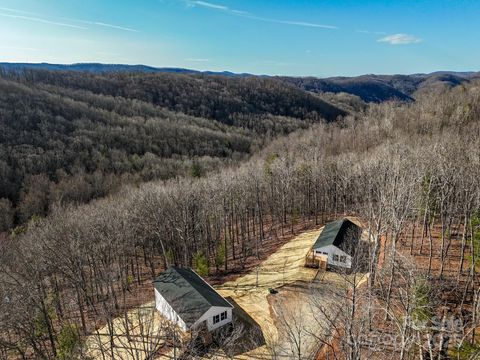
(188, 268, 234, 309)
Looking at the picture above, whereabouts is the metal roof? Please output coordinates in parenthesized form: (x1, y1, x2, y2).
(153, 267, 232, 327)
(313, 219, 362, 255)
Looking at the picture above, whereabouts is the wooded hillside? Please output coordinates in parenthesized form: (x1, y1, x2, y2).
(0, 70, 346, 229)
(1, 79, 479, 359)
(280, 72, 480, 102)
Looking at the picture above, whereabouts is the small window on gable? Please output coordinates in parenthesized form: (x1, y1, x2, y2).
(213, 314, 220, 324)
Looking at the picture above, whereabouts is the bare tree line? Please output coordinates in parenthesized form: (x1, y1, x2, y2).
(0, 82, 479, 359)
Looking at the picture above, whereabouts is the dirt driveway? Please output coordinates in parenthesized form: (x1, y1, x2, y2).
(84, 222, 368, 360)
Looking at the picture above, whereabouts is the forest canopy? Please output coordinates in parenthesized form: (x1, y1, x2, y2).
(0, 70, 346, 228)
(0, 78, 479, 359)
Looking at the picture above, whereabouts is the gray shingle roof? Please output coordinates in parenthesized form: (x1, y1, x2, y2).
(153, 267, 232, 327)
(313, 219, 362, 255)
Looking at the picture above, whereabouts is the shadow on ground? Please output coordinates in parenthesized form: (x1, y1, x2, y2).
(222, 296, 266, 356)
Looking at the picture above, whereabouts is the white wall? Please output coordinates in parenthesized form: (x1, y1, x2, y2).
(154, 288, 187, 331)
(155, 288, 233, 332)
(194, 306, 233, 331)
(314, 244, 352, 268)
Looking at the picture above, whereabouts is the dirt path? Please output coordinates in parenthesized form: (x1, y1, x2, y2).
(214, 228, 323, 358)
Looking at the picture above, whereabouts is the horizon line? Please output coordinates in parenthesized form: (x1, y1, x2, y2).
(0, 61, 478, 79)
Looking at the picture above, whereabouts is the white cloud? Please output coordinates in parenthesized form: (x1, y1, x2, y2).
(186, 0, 249, 15)
(184, 0, 337, 29)
(0, 6, 38, 16)
(190, 1, 227, 10)
(0, 12, 87, 29)
(60, 17, 139, 32)
(93, 22, 139, 32)
(231, 9, 249, 15)
(378, 33, 421, 45)
(275, 20, 337, 29)
(0, 7, 139, 33)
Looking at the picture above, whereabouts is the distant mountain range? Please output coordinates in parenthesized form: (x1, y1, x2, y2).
(279, 72, 480, 103)
(1, 62, 478, 103)
(0, 62, 252, 77)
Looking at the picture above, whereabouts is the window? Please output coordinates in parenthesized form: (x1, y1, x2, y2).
(333, 254, 339, 261)
(214, 311, 227, 324)
(323, 252, 328, 255)
(340, 256, 347, 263)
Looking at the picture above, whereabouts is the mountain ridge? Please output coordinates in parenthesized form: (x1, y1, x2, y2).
(1, 61, 478, 78)
(0, 62, 254, 77)
(1, 62, 479, 103)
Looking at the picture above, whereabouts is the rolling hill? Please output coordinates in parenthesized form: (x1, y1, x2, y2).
(0, 62, 251, 77)
(2, 62, 478, 103)
(0, 68, 345, 228)
(279, 72, 480, 103)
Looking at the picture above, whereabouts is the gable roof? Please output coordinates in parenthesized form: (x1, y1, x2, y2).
(313, 219, 362, 254)
(153, 267, 232, 327)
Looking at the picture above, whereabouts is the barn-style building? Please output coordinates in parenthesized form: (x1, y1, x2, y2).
(312, 218, 363, 270)
(153, 267, 233, 332)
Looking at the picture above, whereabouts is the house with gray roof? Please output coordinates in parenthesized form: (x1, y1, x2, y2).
(312, 219, 362, 269)
(153, 267, 233, 332)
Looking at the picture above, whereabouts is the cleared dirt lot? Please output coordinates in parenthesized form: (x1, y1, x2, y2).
(84, 221, 367, 359)
(216, 228, 322, 344)
(84, 305, 174, 360)
(84, 227, 323, 359)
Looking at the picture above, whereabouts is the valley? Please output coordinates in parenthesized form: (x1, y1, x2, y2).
(0, 66, 479, 360)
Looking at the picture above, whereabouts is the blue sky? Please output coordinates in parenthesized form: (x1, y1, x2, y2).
(0, 0, 479, 76)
